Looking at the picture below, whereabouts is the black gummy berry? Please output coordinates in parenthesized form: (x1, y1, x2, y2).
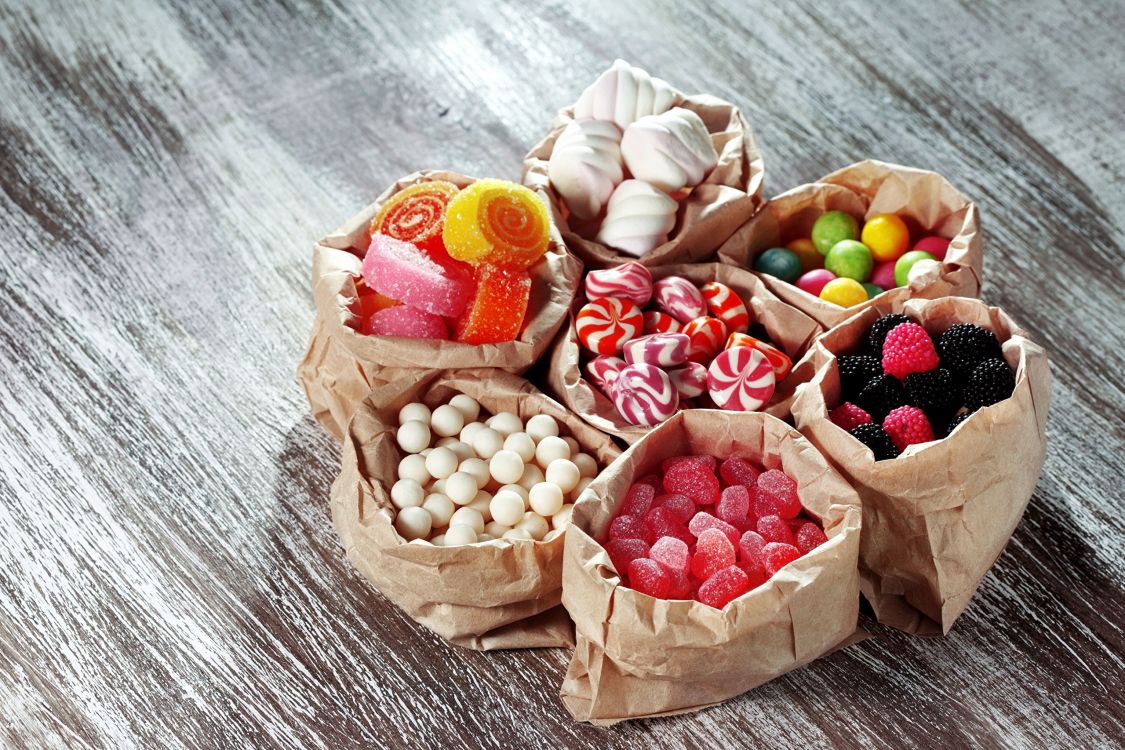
(946, 411, 973, 435)
(904, 368, 961, 417)
(856, 374, 907, 421)
(850, 423, 901, 460)
(865, 314, 911, 357)
(964, 358, 1015, 409)
(838, 355, 883, 400)
(937, 323, 1002, 378)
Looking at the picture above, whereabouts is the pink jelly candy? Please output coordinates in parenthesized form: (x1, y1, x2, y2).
(739, 560, 768, 590)
(717, 485, 750, 529)
(362, 233, 471, 317)
(623, 333, 690, 367)
(628, 557, 671, 599)
(585, 261, 653, 307)
(609, 514, 645, 541)
(667, 361, 708, 398)
(637, 474, 663, 491)
(663, 462, 720, 506)
(657, 494, 696, 524)
(643, 506, 691, 546)
(661, 455, 717, 474)
(586, 355, 627, 391)
(698, 565, 751, 609)
(612, 363, 679, 426)
(605, 538, 649, 573)
(757, 515, 796, 546)
(649, 536, 690, 573)
(620, 482, 656, 517)
(667, 568, 694, 599)
(719, 457, 760, 489)
(762, 542, 801, 575)
(755, 492, 780, 520)
(795, 522, 828, 554)
(653, 276, 706, 322)
(643, 310, 683, 335)
(739, 530, 766, 569)
(757, 469, 801, 519)
(690, 528, 736, 580)
(363, 305, 449, 339)
(688, 511, 740, 546)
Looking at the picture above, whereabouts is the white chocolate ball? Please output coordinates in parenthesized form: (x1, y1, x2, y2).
(516, 511, 550, 541)
(572, 477, 594, 499)
(552, 504, 575, 530)
(459, 421, 486, 445)
(525, 414, 559, 443)
(572, 452, 598, 478)
(398, 402, 431, 426)
(490, 490, 526, 527)
(535, 436, 571, 468)
(458, 458, 490, 488)
(488, 412, 524, 437)
(545, 459, 581, 493)
(430, 478, 446, 495)
(499, 484, 530, 502)
(484, 521, 511, 538)
(562, 436, 580, 455)
(449, 507, 485, 534)
(395, 506, 432, 541)
(544, 528, 565, 543)
(424, 447, 458, 480)
(430, 404, 465, 438)
(422, 494, 455, 527)
(390, 479, 424, 510)
(444, 471, 479, 506)
(420, 448, 433, 457)
(431, 534, 446, 546)
(472, 428, 504, 460)
(444, 524, 478, 546)
(435, 436, 459, 448)
(517, 463, 545, 492)
(448, 441, 474, 462)
(489, 450, 525, 485)
(408, 538, 432, 546)
(503, 432, 537, 463)
(396, 421, 431, 454)
(528, 482, 565, 517)
(449, 394, 481, 423)
(477, 533, 495, 542)
(397, 454, 430, 485)
(502, 528, 533, 541)
(467, 491, 493, 521)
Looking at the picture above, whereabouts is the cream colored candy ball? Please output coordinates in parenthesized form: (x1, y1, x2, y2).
(396, 421, 431, 454)
(552, 504, 574, 530)
(449, 507, 485, 534)
(459, 421, 486, 445)
(477, 533, 494, 542)
(397, 454, 430, 485)
(394, 506, 432, 541)
(489, 490, 526, 527)
(572, 452, 598, 479)
(444, 471, 479, 506)
(503, 432, 537, 463)
(484, 521, 511, 538)
(535, 436, 571, 468)
(467, 491, 493, 521)
(525, 414, 559, 443)
(424, 447, 458, 480)
(419, 448, 433, 457)
(543, 528, 565, 543)
(516, 511, 550, 541)
(430, 478, 446, 495)
(545, 459, 581, 493)
(398, 402, 431, 426)
(435, 436, 458, 448)
(489, 450, 525, 485)
(422, 494, 455, 527)
(488, 412, 524, 437)
(562, 436, 580, 454)
(446, 441, 475, 462)
(431, 534, 446, 546)
(572, 477, 594, 499)
(458, 458, 490, 488)
(517, 463, 545, 492)
(430, 404, 465, 438)
(449, 394, 481, 423)
(444, 524, 478, 546)
(390, 479, 424, 510)
(502, 528, 533, 541)
(528, 482, 564, 517)
(472, 428, 504, 460)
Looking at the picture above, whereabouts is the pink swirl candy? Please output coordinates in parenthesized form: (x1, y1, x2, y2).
(612, 363, 679, 426)
(584, 261, 653, 307)
(585, 355, 627, 392)
(622, 333, 690, 367)
(643, 311, 682, 335)
(707, 346, 776, 411)
(653, 276, 706, 323)
(668, 361, 708, 398)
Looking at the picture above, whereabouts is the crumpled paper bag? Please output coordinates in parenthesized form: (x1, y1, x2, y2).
(717, 160, 982, 328)
(523, 94, 763, 269)
(560, 410, 862, 723)
(546, 263, 823, 444)
(330, 369, 621, 650)
(791, 297, 1050, 634)
(297, 170, 582, 440)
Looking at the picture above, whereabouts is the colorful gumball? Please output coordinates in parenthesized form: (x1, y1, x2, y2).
(726, 333, 793, 379)
(653, 276, 706, 323)
(795, 269, 836, 297)
(613, 363, 679, 426)
(811, 211, 860, 255)
(861, 213, 910, 262)
(786, 238, 823, 272)
(913, 235, 950, 261)
(623, 333, 690, 367)
(683, 316, 728, 363)
(819, 277, 868, 307)
(644, 311, 683, 334)
(584, 261, 653, 307)
(825, 240, 873, 282)
(707, 347, 776, 411)
(753, 247, 802, 282)
(667, 361, 708, 398)
(370, 181, 460, 256)
(894, 250, 938, 287)
(576, 297, 643, 355)
(870, 260, 897, 290)
(700, 281, 750, 334)
(586, 355, 627, 392)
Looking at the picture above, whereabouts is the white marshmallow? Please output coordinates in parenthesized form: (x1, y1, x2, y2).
(528, 482, 565, 517)
(595, 180, 677, 257)
(516, 511, 550, 541)
(490, 490, 526, 527)
(458, 457, 490, 488)
(444, 471, 479, 506)
(574, 58, 679, 130)
(621, 107, 717, 193)
(488, 412, 524, 437)
(472, 428, 504, 460)
(548, 119, 624, 221)
(552, 504, 575, 530)
(430, 404, 465, 438)
(545, 459, 582, 493)
(502, 528, 534, 541)
(535, 436, 571, 468)
(572, 452, 599, 479)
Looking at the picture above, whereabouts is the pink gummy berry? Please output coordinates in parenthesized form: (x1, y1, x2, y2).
(883, 405, 936, 451)
(881, 322, 940, 379)
(757, 515, 796, 546)
(719, 456, 760, 489)
(795, 522, 829, 554)
(649, 536, 690, 573)
(698, 565, 751, 609)
(688, 512, 740, 547)
(605, 538, 649, 573)
(620, 482, 656, 517)
(690, 528, 736, 580)
(717, 485, 750, 529)
(643, 506, 692, 546)
(762, 542, 801, 575)
(739, 530, 766, 568)
(663, 462, 720, 506)
(661, 454, 717, 474)
(627, 558, 671, 599)
(829, 402, 873, 431)
(609, 514, 645, 541)
(657, 494, 696, 524)
(757, 469, 802, 519)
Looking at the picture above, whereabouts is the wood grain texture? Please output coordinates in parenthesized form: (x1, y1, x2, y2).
(0, 0, 1122, 747)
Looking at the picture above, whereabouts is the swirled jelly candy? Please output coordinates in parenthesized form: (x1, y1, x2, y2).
(690, 528, 736, 581)
(623, 333, 690, 367)
(667, 361, 707, 398)
(365, 305, 449, 339)
(585, 355, 627, 391)
(707, 346, 776, 411)
(653, 276, 706, 322)
(442, 179, 550, 268)
(612, 363, 679, 426)
(370, 180, 459, 255)
(726, 332, 793, 380)
(643, 311, 682, 335)
(455, 265, 531, 344)
(576, 297, 643, 355)
(700, 281, 750, 334)
(363, 233, 472, 317)
(584, 261, 653, 307)
(697, 565, 751, 609)
(683, 316, 728, 364)
(628, 557, 672, 599)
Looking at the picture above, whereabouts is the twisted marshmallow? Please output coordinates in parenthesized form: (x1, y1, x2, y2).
(621, 107, 718, 193)
(547, 119, 624, 221)
(574, 59, 679, 131)
(595, 180, 677, 257)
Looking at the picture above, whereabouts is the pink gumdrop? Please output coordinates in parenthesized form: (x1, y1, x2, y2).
(739, 530, 766, 568)
(796, 268, 836, 297)
(757, 515, 796, 546)
(657, 494, 696, 523)
(643, 506, 690, 546)
(661, 455, 717, 474)
(757, 469, 802, 519)
(690, 528, 737, 581)
(795, 522, 829, 554)
(620, 482, 656, 517)
(609, 514, 645, 541)
(871, 260, 898, 290)
(362, 233, 471, 317)
(719, 457, 760, 489)
(627, 558, 671, 599)
(914, 235, 950, 261)
(649, 536, 690, 573)
(698, 565, 751, 609)
(365, 305, 449, 339)
(688, 511, 740, 546)
(762, 542, 801, 575)
(667, 568, 694, 599)
(663, 462, 720, 506)
(604, 538, 649, 573)
(717, 485, 750, 528)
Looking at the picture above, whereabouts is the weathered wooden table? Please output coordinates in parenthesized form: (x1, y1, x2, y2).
(1, 1, 1122, 747)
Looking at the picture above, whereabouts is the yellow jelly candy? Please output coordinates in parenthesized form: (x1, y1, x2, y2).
(861, 214, 910, 262)
(442, 179, 550, 268)
(819, 277, 868, 307)
(786, 238, 823, 272)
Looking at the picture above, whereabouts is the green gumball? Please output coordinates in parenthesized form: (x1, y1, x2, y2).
(811, 211, 859, 255)
(754, 247, 803, 283)
(825, 240, 874, 281)
(894, 250, 938, 287)
(862, 282, 884, 300)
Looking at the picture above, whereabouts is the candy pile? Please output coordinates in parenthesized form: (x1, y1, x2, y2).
(574, 263, 792, 426)
(390, 393, 601, 545)
(754, 211, 950, 307)
(601, 455, 827, 608)
(355, 179, 551, 343)
(830, 314, 1017, 459)
(547, 60, 718, 256)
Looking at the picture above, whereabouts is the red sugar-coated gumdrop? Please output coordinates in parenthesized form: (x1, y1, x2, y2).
(740, 530, 766, 568)
(738, 560, 768, 590)
(620, 483, 656, 517)
(609, 514, 645, 541)
(365, 305, 449, 339)
(762, 542, 801, 575)
(689, 511, 740, 547)
(661, 454, 717, 474)
(649, 536, 690, 573)
(755, 492, 779, 519)
(757, 469, 801, 519)
(605, 538, 649, 574)
(643, 506, 692, 546)
(667, 568, 694, 599)
(657, 494, 696, 524)
(717, 485, 750, 528)
(758, 515, 796, 546)
(719, 456, 760, 489)
(690, 528, 736, 580)
(698, 565, 751, 609)
(663, 463, 721, 506)
(637, 474, 663, 491)
(627, 557, 671, 599)
(795, 522, 829, 554)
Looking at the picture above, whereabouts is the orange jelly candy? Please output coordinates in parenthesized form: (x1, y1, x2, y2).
(455, 265, 532, 344)
(370, 180, 460, 255)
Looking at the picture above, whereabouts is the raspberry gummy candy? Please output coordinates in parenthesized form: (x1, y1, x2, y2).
(757, 469, 801, 519)
(627, 557, 672, 599)
(829, 402, 873, 432)
(688, 511, 740, 546)
(883, 405, 936, 452)
(649, 536, 690, 573)
(762, 542, 801, 575)
(620, 482, 656, 517)
(719, 456, 760, 489)
(657, 494, 696, 523)
(698, 565, 751, 609)
(757, 515, 796, 546)
(690, 528, 736, 580)
(609, 514, 645, 541)
(881, 322, 940, 379)
(716, 485, 750, 529)
(663, 462, 721, 506)
(605, 538, 648, 573)
(795, 522, 828, 554)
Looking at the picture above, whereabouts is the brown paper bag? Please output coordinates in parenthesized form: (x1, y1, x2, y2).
(297, 171, 582, 440)
(545, 263, 823, 444)
(560, 410, 862, 723)
(717, 160, 982, 328)
(791, 297, 1050, 634)
(331, 369, 621, 650)
(522, 95, 763, 269)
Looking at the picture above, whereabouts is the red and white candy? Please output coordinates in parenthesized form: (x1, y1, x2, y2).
(612, 363, 680, 426)
(576, 297, 643, 355)
(584, 261, 653, 307)
(623, 333, 690, 367)
(727, 332, 793, 379)
(707, 346, 776, 411)
(643, 311, 682, 335)
(683, 316, 728, 363)
(701, 281, 750, 334)
(653, 276, 706, 323)
(586, 355, 627, 391)
(668, 361, 708, 398)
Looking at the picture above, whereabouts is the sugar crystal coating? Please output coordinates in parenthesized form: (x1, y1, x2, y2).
(605, 537, 649, 573)
(609, 513, 645, 541)
(649, 536, 690, 573)
(370, 180, 459, 255)
(657, 494, 696, 523)
(366, 305, 449, 340)
(363, 233, 472, 317)
(442, 179, 550, 268)
(757, 515, 796, 546)
(762, 542, 801, 575)
(757, 469, 801, 519)
(456, 265, 531, 344)
(697, 565, 751, 609)
(663, 462, 720, 506)
(619, 482, 656, 517)
(628, 557, 672, 599)
(795, 522, 828, 554)
(688, 511, 740, 547)
(717, 485, 750, 528)
(690, 528, 736, 580)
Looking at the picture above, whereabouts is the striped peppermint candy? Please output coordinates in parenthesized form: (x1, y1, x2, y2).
(612, 363, 679, 426)
(707, 346, 776, 411)
(701, 281, 750, 334)
(585, 355, 627, 392)
(623, 333, 690, 367)
(726, 332, 793, 379)
(643, 311, 683, 335)
(584, 262, 653, 307)
(653, 276, 706, 323)
(576, 297, 643, 355)
(667, 361, 708, 398)
(683, 316, 728, 363)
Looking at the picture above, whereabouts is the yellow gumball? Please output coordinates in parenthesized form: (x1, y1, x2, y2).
(861, 214, 910, 262)
(819, 277, 868, 307)
(786, 238, 823, 272)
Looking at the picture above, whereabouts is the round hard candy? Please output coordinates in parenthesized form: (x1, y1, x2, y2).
(575, 297, 643, 355)
(683, 316, 728, 363)
(825, 240, 874, 281)
(860, 213, 910, 262)
(667, 361, 708, 398)
(786, 238, 824, 272)
(894, 250, 937, 287)
(700, 281, 750, 334)
(643, 311, 682, 335)
(612, 363, 679, 426)
(585, 355, 627, 391)
(753, 247, 802, 282)
(725, 332, 793, 379)
(862, 282, 884, 300)
(811, 211, 860, 255)
(653, 276, 706, 323)
(795, 268, 836, 297)
(913, 235, 950, 261)
(819, 277, 868, 307)
(870, 260, 897, 290)
(707, 347, 776, 412)
(584, 261, 653, 307)
(623, 333, 690, 367)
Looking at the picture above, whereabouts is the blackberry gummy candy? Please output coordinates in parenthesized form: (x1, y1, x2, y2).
(849, 423, 901, 460)
(881, 322, 940, 379)
(649, 536, 690, 573)
(757, 469, 801, 519)
(829, 402, 873, 431)
(455, 264, 531, 344)
(620, 482, 656, 517)
(719, 457, 760, 489)
(965, 358, 1016, 409)
(757, 515, 796, 546)
(904, 368, 960, 416)
(688, 512, 740, 546)
(717, 485, 750, 528)
(837, 354, 883, 399)
(762, 542, 801, 575)
(605, 538, 649, 573)
(857, 374, 908, 421)
(697, 565, 751, 609)
(865, 313, 911, 356)
(663, 462, 720, 506)
(691, 528, 736, 580)
(363, 233, 472, 317)
(628, 557, 672, 599)
(938, 323, 1003, 377)
(795, 522, 828, 554)
(947, 411, 972, 434)
(609, 514, 645, 541)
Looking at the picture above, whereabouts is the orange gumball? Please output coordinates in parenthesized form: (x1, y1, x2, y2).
(786, 238, 823, 272)
(861, 214, 910, 262)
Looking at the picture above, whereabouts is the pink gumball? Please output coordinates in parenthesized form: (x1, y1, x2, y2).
(871, 260, 898, 290)
(795, 269, 836, 297)
(913, 236, 950, 261)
